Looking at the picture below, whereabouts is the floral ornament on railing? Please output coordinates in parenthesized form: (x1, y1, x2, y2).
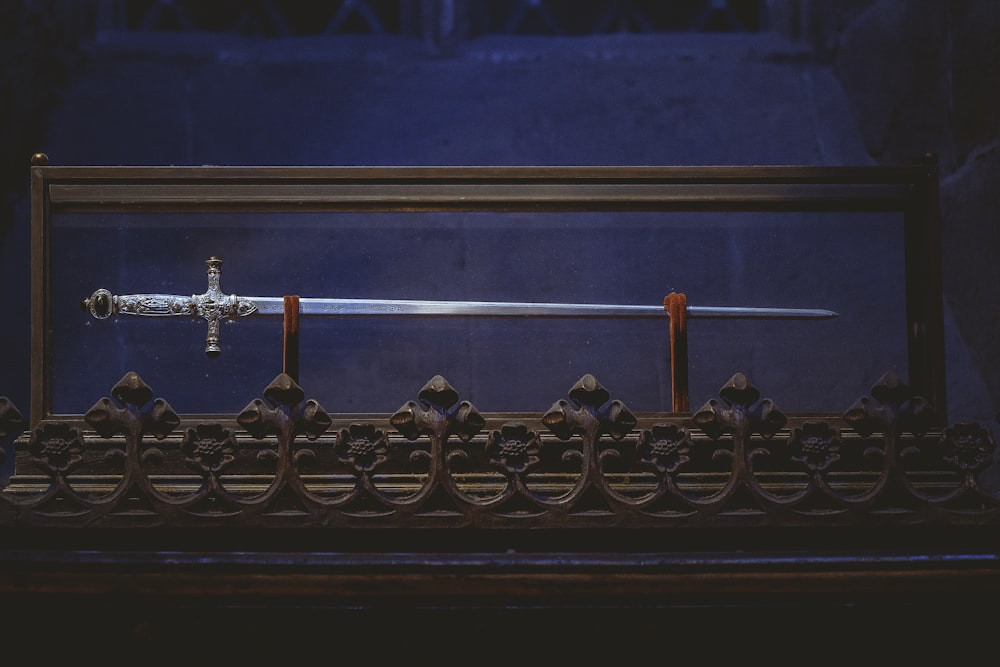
(486, 422, 542, 475)
(84, 372, 180, 441)
(691, 373, 786, 441)
(390, 375, 485, 443)
(27, 422, 85, 477)
(388, 376, 485, 508)
(682, 374, 787, 508)
(938, 422, 995, 475)
(84, 372, 180, 469)
(181, 423, 238, 476)
(842, 371, 937, 439)
(636, 423, 693, 475)
(837, 371, 944, 503)
(541, 374, 636, 441)
(540, 375, 636, 505)
(237, 374, 331, 473)
(787, 421, 842, 474)
(335, 423, 390, 474)
(238, 374, 331, 440)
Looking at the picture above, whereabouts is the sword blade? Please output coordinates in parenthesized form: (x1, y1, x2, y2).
(249, 297, 837, 320)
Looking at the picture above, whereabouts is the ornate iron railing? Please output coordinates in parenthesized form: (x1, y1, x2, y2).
(3, 368, 996, 530)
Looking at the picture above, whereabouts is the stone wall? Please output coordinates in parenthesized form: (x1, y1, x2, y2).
(779, 0, 1000, 421)
(0, 1, 84, 239)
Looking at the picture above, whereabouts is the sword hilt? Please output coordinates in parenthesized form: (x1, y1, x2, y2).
(81, 257, 258, 357)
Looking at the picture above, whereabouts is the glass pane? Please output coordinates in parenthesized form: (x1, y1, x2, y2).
(52, 209, 907, 415)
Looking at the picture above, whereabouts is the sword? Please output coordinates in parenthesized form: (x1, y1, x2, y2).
(81, 257, 838, 357)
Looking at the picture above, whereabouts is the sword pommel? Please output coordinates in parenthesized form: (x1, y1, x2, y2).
(81, 288, 115, 319)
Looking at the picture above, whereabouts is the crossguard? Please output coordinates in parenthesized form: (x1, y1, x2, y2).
(82, 257, 258, 357)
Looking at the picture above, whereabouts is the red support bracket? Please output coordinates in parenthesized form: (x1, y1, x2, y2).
(663, 291, 689, 412)
(282, 295, 300, 382)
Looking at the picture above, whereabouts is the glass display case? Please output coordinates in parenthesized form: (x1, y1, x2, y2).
(7, 157, 994, 614)
(32, 160, 945, 425)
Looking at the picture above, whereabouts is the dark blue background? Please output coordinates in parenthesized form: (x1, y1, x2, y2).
(2, 1, 991, 483)
(50, 209, 905, 415)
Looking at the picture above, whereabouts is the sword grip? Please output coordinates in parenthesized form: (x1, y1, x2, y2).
(82, 289, 199, 319)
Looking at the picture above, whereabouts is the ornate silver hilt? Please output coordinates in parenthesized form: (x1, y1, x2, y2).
(81, 257, 258, 357)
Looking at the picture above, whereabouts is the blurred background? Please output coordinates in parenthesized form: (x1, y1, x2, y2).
(1, 0, 999, 654)
(1, 0, 998, 469)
